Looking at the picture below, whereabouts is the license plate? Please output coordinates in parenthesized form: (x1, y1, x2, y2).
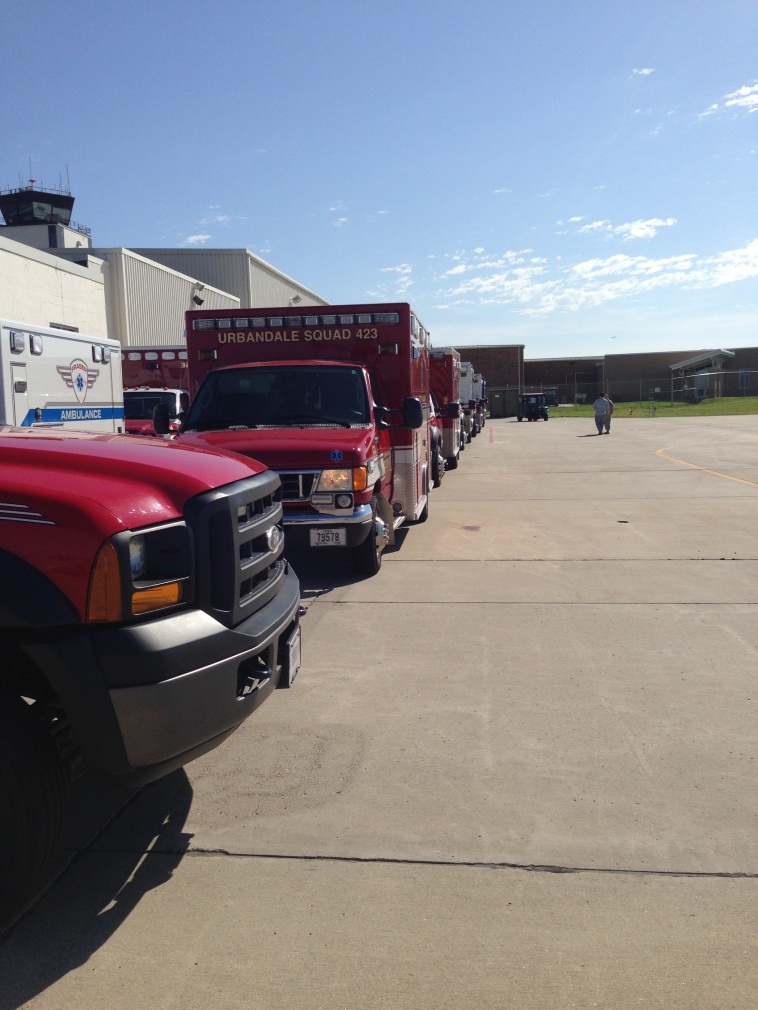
(286, 625, 301, 686)
(310, 528, 346, 547)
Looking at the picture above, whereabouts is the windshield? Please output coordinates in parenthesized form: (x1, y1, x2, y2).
(124, 390, 178, 419)
(184, 365, 371, 431)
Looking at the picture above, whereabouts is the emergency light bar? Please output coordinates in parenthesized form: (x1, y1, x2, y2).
(191, 312, 402, 331)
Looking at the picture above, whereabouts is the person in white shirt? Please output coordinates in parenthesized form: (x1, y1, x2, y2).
(593, 393, 614, 434)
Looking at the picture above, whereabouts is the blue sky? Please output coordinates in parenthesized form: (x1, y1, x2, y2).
(3, 1, 758, 357)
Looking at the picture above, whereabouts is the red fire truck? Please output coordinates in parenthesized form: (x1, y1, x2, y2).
(430, 346, 463, 470)
(121, 347, 189, 437)
(174, 303, 431, 576)
(0, 427, 301, 928)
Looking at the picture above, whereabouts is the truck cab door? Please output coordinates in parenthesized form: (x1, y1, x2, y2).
(11, 364, 29, 426)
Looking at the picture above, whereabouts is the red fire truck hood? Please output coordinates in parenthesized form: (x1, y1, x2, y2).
(0, 427, 269, 531)
(178, 426, 376, 469)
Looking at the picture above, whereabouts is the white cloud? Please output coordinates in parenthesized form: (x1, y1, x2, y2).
(493, 187, 512, 194)
(632, 67, 655, 76)
(614, 217, 677, 239)
(332, 217, 348, 228)
(702, 81, 758, 117)
(200, 213, 231, 225)
(722, 82, 758, 113)
(434, 239, 758, 317)
(578, 220, 610, 234)
(183, 234, 211, 245)
(380, 263, 413, 295)
(577, 217, 676, 240)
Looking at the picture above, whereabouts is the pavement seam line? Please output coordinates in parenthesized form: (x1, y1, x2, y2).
(82, 847, 758, 880)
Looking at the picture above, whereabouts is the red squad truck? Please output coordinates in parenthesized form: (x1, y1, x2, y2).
(121, 346, 189, 437)
(173, 303, 431, 576)
(430, 346, 463, 470)
(0, 427, 301, 929)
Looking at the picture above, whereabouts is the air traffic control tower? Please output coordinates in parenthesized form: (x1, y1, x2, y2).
(0, 181, 91, 251)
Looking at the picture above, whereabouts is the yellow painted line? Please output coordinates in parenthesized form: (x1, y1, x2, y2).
(656, 446, 758, 487)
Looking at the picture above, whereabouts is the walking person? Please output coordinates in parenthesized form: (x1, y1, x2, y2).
(593, 392, 614, 434)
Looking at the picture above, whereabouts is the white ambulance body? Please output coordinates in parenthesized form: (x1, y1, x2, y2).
(472, 372, 487, 430)
(459, 360, 477, 438)
(0, 319, 124, 432)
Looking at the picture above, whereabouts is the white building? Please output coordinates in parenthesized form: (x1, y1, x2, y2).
(130, 248, 328, 309)
(0, 232, 108, 336)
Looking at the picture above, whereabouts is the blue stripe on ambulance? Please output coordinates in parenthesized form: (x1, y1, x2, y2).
(19, 407, 125, 426)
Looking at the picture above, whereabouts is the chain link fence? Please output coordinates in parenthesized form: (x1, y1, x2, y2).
(526, 370, 758, 405)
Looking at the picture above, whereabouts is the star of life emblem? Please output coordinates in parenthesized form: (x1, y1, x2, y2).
(57, 359, 99, 405)
(330, 449, 344, 462)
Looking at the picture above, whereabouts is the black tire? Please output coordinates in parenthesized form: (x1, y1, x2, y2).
(517, 416, 523, 422)
(446, 453, 459, 471)
(0, 697, 69, 931)
(432, 444, 446, 488)
(352, 498, 383, 576)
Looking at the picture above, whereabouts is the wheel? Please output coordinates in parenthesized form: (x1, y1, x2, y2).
(446, 453, 459, 471)
(517, 416, 523, 422)
(352, 498, 384, 576)
(431, 445, 443, 488)
(0, 696, 69, 931)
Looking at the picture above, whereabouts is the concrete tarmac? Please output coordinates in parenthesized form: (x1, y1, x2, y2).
(2, 415, 757, 1009)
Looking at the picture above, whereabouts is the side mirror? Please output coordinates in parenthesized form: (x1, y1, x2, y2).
(152, 402, 171, 436)
(402, 397, 424, 430)
(446, 401, 460, 419)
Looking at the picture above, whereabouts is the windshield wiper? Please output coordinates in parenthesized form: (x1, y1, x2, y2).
(269, 413, 351, 428)
(184, 420, 257, 431)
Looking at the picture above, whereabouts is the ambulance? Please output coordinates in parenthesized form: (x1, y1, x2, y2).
(121, 346, 189, 437)
(430, 346, 463, 470)
(173, 302, 432, 576)
(472, 371, 488, 431)
(0, 319, 123, 432)
(459, 360, 477, 440)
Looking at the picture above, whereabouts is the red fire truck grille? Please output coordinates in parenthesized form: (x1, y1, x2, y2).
(185, 471, 286, 628)
(278, 471, 318, 502)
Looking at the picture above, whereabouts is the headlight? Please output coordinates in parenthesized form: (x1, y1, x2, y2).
(87, 522, 192, 622)
(317, 468, 352, 491)
(316, 467, 368, 492)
